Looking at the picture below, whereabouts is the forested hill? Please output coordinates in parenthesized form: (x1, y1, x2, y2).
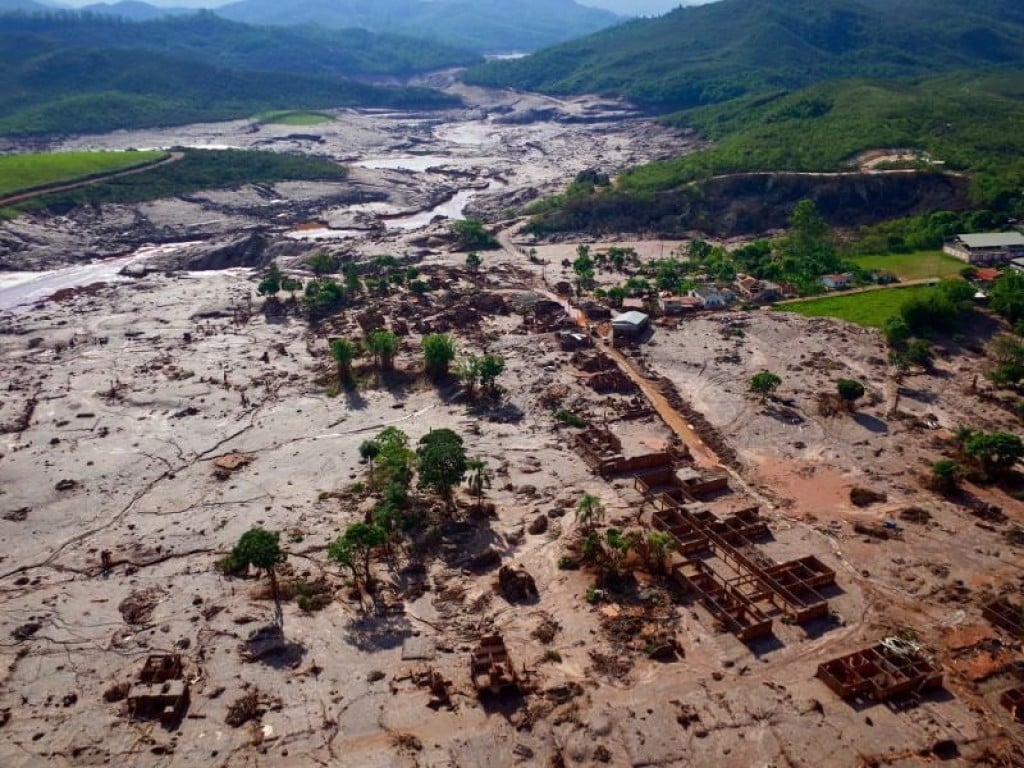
(214, 0, 620, 53)
(0, 12, 481, 77)
(0, 13, 468, 137)
(464, 0, 1024, 111)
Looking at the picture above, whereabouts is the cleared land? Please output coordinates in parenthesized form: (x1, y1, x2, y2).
(777, 283, 936, 327)
(850, 250, 964, 281)
(0, 151, 167, 197)
(257, 110, 334, 126)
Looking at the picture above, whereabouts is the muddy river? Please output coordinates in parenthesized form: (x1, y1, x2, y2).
(0, 79, 687, 309)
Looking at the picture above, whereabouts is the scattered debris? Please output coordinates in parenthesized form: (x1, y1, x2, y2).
(850, 487, 887, 507)
(225, 690, 262, 728)
(498, 565, 539, 602)
(126, 655, 189, 726)
(470, 634, 521, 695)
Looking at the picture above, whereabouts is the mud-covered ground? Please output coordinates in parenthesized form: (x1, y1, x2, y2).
(0, 78, 686, 272)
(0, 80, 1022, 768)
(1, 231, 1022, 766)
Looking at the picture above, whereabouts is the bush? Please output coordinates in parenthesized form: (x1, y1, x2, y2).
(930, 459, 961, 493)
(555, 409, 587, 428)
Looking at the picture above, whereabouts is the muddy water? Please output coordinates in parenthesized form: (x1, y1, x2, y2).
(0, 242, 202, 312)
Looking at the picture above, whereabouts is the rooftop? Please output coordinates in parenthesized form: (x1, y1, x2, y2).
(956, 232, 1024, 249)
(612, 310, 649, 326)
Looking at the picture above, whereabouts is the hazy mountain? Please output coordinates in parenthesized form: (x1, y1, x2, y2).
(0, 13, 471, 136)
(0, 13, 480, 77)
(215, 0, 621, 52)
(78, 1, 195, 20)
(0, 0, 53, 11)
(466, 0, 1024, 110)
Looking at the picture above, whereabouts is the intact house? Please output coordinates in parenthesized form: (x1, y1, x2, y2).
(943, 232, 1024, 265)
(820, 273, 854, 290)
(688, 285, 735, 309)
(611, 310, 650, 338)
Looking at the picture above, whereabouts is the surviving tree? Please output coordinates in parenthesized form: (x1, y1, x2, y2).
(231, 527, 286, 624)
(367, 329, 399, 372)
(416, 428, 468, 511)
(836, 379, 866, 411)
(330, 338, 357, 384)
(422, 333, 456, 379)
(575, 492, 605, 534)
(466, 456, 492, 513)
(328, 522, 388, 587)
(749, 371, 782, 400)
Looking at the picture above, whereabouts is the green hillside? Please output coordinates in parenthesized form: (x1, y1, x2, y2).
(0, 15, 465, 137)
(526, 71, 1024, 235)
(465, 0, 1024, 111)
(215, 0, 620, 53)
(0, 12, 480, 77)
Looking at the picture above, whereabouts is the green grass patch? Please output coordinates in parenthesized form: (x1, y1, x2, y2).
(849, 251, 964, 281)
(258, 110, 333, 126)
(0, 151, 167, 197)
(777, 284, 937, 328)
(7, 149, 346, 214)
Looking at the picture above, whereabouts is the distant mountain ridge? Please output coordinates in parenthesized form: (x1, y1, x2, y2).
(0, 13, 471, 136)
(214, 0, 620, 52)
(465, 0, 1024, 110)
(78, 1, 196, 21)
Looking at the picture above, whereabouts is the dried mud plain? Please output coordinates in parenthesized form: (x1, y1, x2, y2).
(0, 82, 1023, 768)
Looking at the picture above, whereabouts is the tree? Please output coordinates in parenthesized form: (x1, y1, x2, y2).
(422, 333, 456, 379)
(456, 355, 481, 395)
(307, 251, 337, 276)
(466, 456, 492, 512)
(905, 339, 934, 370)
(836, 379, 865, 411)
(417, 429, 468, 511)
(883, 316, 911, 346)
(257, 261, 282, 298)
(963, 431, 1024, 474)
(575, 492, 605, 534)
(328, 522, 387, 586)
(232, 528, 286, 624)
(451, 219, 498, 251)
(644, 531, 675, 574)
(477, 354, 505, 394)
(930, 459, 961, 494)
(367, 329, 399, 372)
(372, 427, 414, 492)
(358, 439, 380, 471)
(466, 251, 482, 269)
(991, 270, 1024, 325)
(330, 338, 357, 384)
(749, 371, 782, 400)
(303, 278, 344, 318)
(341, 262, 362, 296)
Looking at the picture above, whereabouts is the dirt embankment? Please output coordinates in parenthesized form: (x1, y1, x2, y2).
(532, 170, 970, 237)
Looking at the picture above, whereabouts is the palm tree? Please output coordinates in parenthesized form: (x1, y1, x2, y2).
(466, 457, 492, 512)
(330, 338, 357, 383)
(575, 492, 605, 534)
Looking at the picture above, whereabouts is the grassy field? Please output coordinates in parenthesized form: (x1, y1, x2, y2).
(0, 151, 167, 197)
(3, 149, 346, 217)
(777, 284, 937, 328)
(257, 110, 334, 126)
(850, 250, 964, 281)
